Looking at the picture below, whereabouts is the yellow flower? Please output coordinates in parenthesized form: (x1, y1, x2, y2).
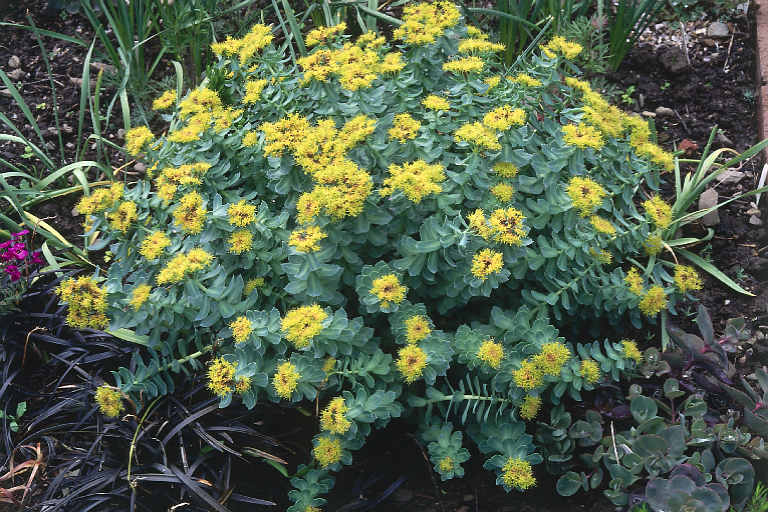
(393, 1, 460, 45)
(75, 183, 123, 215)
(228, 200, 257, 227)
(273, 361, 301, 399)
(423, 95, 450, 111)
(501, 457, 536, 490)
(108, 201, 137, 233)
(179, 87, 221, 118)
(156, 253, 190, 285)
(56, 276, 109, 330)
(305, 22, 347, 47)
(458, 38, 505, 53)
(230, 316, 252, 343)
(320, 397, 351, 434)
(438, 456, 454, 472)
(674, 265, 702, 294)
(124, 126, 154, 155)
(477, 339, 504, 369)
(488, 207, 526, 245)
(289, 226, 327, 253)
(639, 285, 667, 316)
(590, 215, 615, 235)
(533, 342, 571, 376)
(130, 284, 151, 311)
(541, 36, 582, 59)
(380, 160, 446, 203)
(471, 249, 504, 281)
(566, 176, 607, 217)
(186, 248, 213, 272)
(491, 183, 514, 202)
(314, 436, 343, 468)
(379, 52, 405, 74)
(580, 360, 600, 384)
(644, 234, 664, 256)
(565, 76, 593, 93)
(371, 274, 407, 307)
(234, 377, 251, 394)
(467, 208, 491, 240)
(513, 360, 543, 390)
(228, 230, 253, 254)
(95, 385, 123, 418)
(454, 122, 500, 151)
(322, 356, 337, 375)
(282, 304, 328, 348)
(152, 89, 177, 110)
(260, 113, 310, 157)
(492, 162, 518, 178)
(562, 123, 604, 150)
(442, 56, 485, 74)
(636, 142, 675, 172)
(388, 113, 421, 143)
(466, 25, 487, 39)
(625, 267, 644, 296)
(519, 395, 541, 421)
(589, 248, 613, 264)
(243, 79, 268, 104)
(509, 73, 542, 87)
(243, 131, 260, 147)
(245, 277, 264, 294)
(405, 315, 432, 344)
(621, 340, 643, 364)
(396, 344, 428, 383)
(207, 357, 236, 396)
(173, 192, 206, 234)
(483, 105, 526, 131)
(236, 24, 274, 64)
(643, 195, 672, 229)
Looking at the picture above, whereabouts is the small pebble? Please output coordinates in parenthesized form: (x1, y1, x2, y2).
(655, 106, 675, 117)
(749, 215, 763, 226)
(8, 55, 20, 68)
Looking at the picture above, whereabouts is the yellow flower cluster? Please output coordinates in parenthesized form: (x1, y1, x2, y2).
(210, 23, 274, 64)
(482, 105, 526, 131)
(519, 395, 541, 421)
(471, 249, 504, 281)
(581, 92, 626, 138)
(490, 183, 514, 202)
(389, 113, 421, 142)
(442, 56, 484, 74)
(305, 22, 347, 47)
(513, 342, 571, 390)
(139, 231, 170, 260)
(621, 339, 643, 363)
(108, 201, 137, 233)
(492, 162, 518, 178)
(230, 315, 252, 343)
(501, 457, 536, 490)
(228, 230, 253, 254)
(674, 265, 702, 294)
(371, 274, 408, 308)
(95, 385, 123, 418)
(541, 36, 582, 60)
(643, 195, 673, 229)
(380, 160, 446, 203)
(483, 75, 501, 90)
(476, 338, 504, 369)
(454, 122, 500, 150)
(423, 95, 450, 111)
(169, 87, 242, 143)
(393, 1, 460, 45)
(245, 277, 264, 295)
(566, 176, 607, 217)
(589, 248, 613, 264)
(396, 344, 428, 383)
(579, 359, 601, 384)
(282, 304, 328, 349)
(513, 360, 542, 390)
(273, 361, 301, 399)
(624, 267, 645, 296)
(152, 89, 177, 110)
(207, 357, 236, 396)
(125, 126, 154, 155)
(228, 200, 257, 227)
(155, 163, 212, 204)
(638, 285, 668, 316)
(75, 182, 123, 215)
(562, 123, 604, 150)
(488, 208, 527, 245)
(289, 226, 327, 253)
(320, 397, 351, 434)
(508, 73, 542, 87)
(644, 234, 664, 256)
(130, 284, 151, 311)
(173, 191, 207, 234)
(314, 436, 343, 468)
(589, 215, 616, 235)
(458, 38, 505, 54)
(57, 276, 109, 330)
(405, 315, 432, 344)
(156, 248, 213, 285)
(439, 457, 454, 472)
(243, 79, 268, 104)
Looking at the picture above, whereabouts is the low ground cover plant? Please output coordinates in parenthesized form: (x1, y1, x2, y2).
(56, 2, 747, 508)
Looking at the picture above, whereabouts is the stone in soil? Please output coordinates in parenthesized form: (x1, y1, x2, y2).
(706, 21, 730, 38)
(699, 188, 720, 226)
(659, 46, 690, 73)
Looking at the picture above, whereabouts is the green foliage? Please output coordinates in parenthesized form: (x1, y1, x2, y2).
(60, 4, 715, 507)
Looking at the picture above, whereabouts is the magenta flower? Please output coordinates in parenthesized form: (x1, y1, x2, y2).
(4, 264, 21, 282)
(31, 251, 43, 264)
(11, 230, 29, 239)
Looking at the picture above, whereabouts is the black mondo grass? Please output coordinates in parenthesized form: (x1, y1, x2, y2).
(0, 271, 285, 511)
